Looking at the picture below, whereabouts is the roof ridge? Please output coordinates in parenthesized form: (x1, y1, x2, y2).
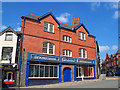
(30, 14, 40, 17)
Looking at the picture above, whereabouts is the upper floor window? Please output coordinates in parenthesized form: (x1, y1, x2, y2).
(42, 42, 55, 55)
(2, 47, 13, 60)
(79, 32, 85, 40)
(79, 48, 87, 58)
(44, 22, 54, 33)
(63, 49, 72, 57)
(63, 35, 71, 43)
(5, 34, 13, 41)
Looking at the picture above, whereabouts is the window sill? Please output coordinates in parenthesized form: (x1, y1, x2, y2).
(79, 39, 86, 41)
(63, 41, 72, 43)
(44, 30, 55, 34)
(42, 53, 55, 56)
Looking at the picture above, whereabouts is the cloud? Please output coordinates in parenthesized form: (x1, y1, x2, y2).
(15, 27, 21, 31)
(56, 12, 71, 23)
(113, 11, 120, 19)
(111, 45, 118, 50)
(99, 46, 110, 52)
(91, 2, 100, 11)
(0, 25, 7, 31)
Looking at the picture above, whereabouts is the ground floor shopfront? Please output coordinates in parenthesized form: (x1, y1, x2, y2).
(21, 52, 96, 86)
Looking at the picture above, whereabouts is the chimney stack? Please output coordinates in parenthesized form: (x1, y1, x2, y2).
(72, 17, 80, 25)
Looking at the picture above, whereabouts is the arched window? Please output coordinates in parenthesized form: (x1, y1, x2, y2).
(63, 35, 71, 43)
(42, 42, 55, 55)
(63, 49, 72, 57)
(79, 48, 87, 58)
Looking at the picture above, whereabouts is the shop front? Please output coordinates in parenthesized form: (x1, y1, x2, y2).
(2, 64, 17, 84)
(25, 52, 96, 86)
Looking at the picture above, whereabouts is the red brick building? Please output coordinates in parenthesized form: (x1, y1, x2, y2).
(18, 12, 99, 86)
(101, 50, 120, 74)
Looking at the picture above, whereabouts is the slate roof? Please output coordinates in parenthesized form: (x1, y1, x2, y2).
(0, 26, 20, 36)
(21, 13, 95, 38)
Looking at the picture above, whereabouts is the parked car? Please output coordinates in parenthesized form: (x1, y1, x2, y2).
(115, 70, 120, 76)
(106, 71, 114, 77)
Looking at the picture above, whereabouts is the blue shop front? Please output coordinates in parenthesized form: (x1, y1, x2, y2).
(25, 52, 96, 86)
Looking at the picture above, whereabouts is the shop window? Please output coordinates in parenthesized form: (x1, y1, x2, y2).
(42, 42, 55, 55)
(44, 22, 54, 33)
(78, 32, 85, 40)
(79, 48, 87, 58)
(29, 64, 58, 78)
(40, 66, 44, 77)
(76, 67, 82, 78)
(2, 47, 13, 60)
(84, 66, 93, 77)
(5, 34, 13, 41)
(29, 65, 34, 77)
(63, 35, 71, 43)
(63, 49, 72, 57)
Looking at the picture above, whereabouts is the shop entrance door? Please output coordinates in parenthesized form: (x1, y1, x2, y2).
(63, 67, 71, 82)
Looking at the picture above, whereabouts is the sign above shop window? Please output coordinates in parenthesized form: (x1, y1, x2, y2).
(31, 54, 59, 61)
(77, 59, 94, 64)
(62, 58, 75, 62)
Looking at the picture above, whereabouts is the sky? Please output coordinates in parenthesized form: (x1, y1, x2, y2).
(0, 2, 119, 62)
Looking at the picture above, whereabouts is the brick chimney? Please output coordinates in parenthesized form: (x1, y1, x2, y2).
(72, 17, 80, 25)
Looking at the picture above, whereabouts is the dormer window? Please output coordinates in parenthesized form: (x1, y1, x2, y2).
(79, 32, 85, 40)
(63, 35, 71, 43)
(44, 22, 54, 33)
(5, 34, 13, 41)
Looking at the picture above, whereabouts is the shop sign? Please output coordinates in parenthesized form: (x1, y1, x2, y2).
(77, 59, 93, 64)
(31, 54, 59, 61)
(62, 58, 75, 62)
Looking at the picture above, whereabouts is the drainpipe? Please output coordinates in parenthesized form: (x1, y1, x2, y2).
(58, 25, 61, 83)
(19, 17, 25, 87)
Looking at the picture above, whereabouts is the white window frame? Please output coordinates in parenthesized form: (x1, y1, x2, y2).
(63, 49, 72, 57)
(29, 64, 58, 78)
(42, 42, 55, 55)
(79, 48, 87, 58)
(76, 67, 82, 78)
(79, 32, 85, 40)
(5, 34, 13, 41)
(63, 35, 72, 43)
(44, 22, 54, 33)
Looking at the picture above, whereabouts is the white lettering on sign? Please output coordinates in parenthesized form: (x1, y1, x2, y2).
(62, 58, 75, 62)
(31, 54, 59, 61)
(77, 59, 93, 64)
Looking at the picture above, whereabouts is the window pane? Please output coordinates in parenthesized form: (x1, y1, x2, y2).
(49, 49, 53, 54)
(79, 49, 82, 57)
(44, 22, 48, 31)
(50, 66, 53, 77)
(45, 66, 49, 77)
(40, 66, 44, 77)
(43, 42, 47, 53)
(76, 68, 78, 77)
(49, 24, 53, 32)
(5, 34, 13, 41)
(63, 50, 65, 55)
(54, 67, 57, 77)
(79, 32, 81, 39)
(2, 47, 13, 60)
(79, 68, 81, 76)
(83, 49, 86, 58)
(34, 65, 39, 77)
(49, 43, 53, 49)
(82, 33, 84, 40)
(29, 65, 34, 77)
(43, 48, 47, 53)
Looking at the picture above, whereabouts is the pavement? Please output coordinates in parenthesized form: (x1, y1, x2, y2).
(6, 76, 119, 88)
